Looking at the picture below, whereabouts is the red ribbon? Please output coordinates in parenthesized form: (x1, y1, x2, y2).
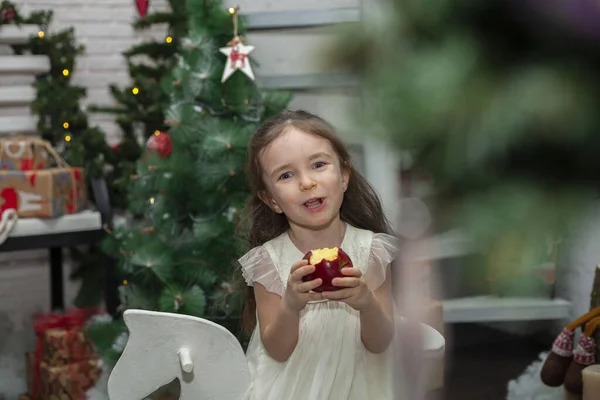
(31, 308, 100, 400)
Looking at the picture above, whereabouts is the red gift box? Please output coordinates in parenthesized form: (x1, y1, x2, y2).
(30, 308, 102, 400)
(40, 358, 103, 400)
(0, 140, 87, 218)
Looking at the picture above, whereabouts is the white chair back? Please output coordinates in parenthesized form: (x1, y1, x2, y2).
(107, 309, 445, 400)
(107, 309, 251, 400)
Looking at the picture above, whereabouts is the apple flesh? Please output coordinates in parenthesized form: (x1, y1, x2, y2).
(301, 247, 353, 293)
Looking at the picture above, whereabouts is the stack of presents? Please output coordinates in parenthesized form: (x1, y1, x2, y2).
(0, 137, 95, 398)
(20, 308, 104, 400)
(0, 137, 87, 220)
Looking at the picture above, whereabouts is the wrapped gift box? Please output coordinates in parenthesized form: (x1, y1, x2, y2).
(25, 352, 102, 400)
(40, 358, 103, 400)
(27, 308, 105, 400)
(0, 167, 87, 218)
(42, 328, 95, 366)
(0, 138, 50, 171)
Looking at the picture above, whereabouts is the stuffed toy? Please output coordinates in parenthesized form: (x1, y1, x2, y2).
(541, 307, 600, 394)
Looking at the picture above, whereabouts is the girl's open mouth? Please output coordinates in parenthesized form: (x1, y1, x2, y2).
(304, 198, 325, 210)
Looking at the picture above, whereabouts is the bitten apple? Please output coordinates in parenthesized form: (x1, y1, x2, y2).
(301, 247, 353, 293)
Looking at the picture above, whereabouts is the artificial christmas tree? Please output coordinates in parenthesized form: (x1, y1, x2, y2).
(86, 0, 292, 363)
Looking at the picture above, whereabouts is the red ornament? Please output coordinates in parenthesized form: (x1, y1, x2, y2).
(135, 0, 149, 18)
(146, 132, 172, 158)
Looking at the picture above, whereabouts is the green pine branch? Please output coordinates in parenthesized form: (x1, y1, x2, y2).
(123, 41, 178, 60)
(133, 11, 186, 30)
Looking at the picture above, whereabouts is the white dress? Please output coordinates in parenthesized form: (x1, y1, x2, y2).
(238, 223, 402, 400)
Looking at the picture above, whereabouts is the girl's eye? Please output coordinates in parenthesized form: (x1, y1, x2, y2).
(313, 161, 326, 169)
(279, 172, 292, 180)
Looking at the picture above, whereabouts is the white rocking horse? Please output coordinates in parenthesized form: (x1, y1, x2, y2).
(107, 309, 445, 400)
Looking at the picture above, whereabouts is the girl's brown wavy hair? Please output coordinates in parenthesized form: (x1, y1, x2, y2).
(235, 109, 394, 334)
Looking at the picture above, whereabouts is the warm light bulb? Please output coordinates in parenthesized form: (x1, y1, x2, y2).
(62, 69, 69, 77)
(132, 87, 139, 95)
(63, 122, 69, 129)
(228, 7, 235, 14)
(165, 36, 173, 44)
(154, 130, 161, 136)
(123, 279, 128, 285)
(64, 135, 71, 142)
(37, 31, 44, 38)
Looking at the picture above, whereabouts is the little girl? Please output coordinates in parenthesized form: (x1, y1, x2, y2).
(237, 109, 402, 399)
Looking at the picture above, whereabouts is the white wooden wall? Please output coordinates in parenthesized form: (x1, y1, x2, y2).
(2, 0, 400, 339)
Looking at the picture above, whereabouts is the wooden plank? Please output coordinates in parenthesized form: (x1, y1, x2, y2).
(246, 8, 360, 30)
(0, 86, 36, 106)
(0, 115, 37, 135)
(285, 88, 360, 136)
(410, 230, 474, 261)
(0, 56, 50, 75)
(224, 0, 359, 13)
(258, 73, 359, 89)
(0, 25, 40, 45)
(246, 28, 346, 77)
(443, 296, 571, 323)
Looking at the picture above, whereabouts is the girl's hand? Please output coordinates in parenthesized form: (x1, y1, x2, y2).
(283, 260, 324, 312)
(322, 268, 375, 311)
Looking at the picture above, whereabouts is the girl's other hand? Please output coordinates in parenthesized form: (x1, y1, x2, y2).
(283, 260, 324, 312)
(322, 268, 375, 311)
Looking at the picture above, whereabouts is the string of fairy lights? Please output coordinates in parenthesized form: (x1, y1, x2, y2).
(35, 29, 74, 142)
(50, 30, 172, 143)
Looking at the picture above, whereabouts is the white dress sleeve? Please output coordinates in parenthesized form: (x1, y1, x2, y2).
(238, 245, 285, 296)
(364, 233, 401, 291)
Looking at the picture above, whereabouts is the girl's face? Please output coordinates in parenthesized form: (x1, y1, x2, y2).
(258, 128, 350, 231)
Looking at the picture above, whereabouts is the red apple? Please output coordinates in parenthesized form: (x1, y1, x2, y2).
(301, 247, 353, 293)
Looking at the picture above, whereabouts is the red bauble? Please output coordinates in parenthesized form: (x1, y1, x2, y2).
(146, 132, 172, 158)
(301, 247, 353, 293)
(135, 0, 149, 18)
